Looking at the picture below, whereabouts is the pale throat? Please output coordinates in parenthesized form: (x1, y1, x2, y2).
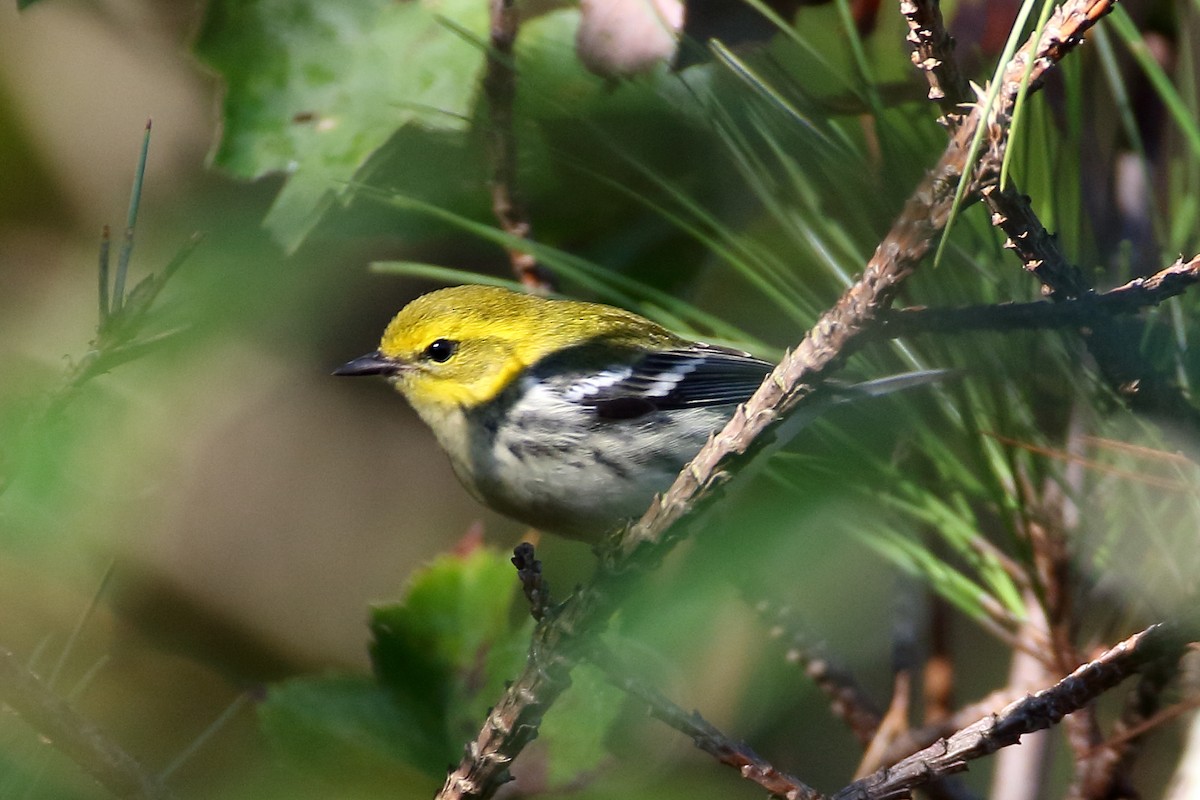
(409, 398, 475, 470)
(395, 359, 526, 461)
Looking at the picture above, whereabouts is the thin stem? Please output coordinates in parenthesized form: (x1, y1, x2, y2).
(98, 225, 111, 324)
(113, 119, 151, 311)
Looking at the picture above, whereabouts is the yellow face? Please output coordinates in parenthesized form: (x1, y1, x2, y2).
(380, 329, 520, 413)
(377, 291, 526, 411)
(368, 285, 679, 414)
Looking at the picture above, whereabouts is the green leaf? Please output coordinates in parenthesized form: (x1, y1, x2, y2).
(370, 546, 530, 739)
(194, 0, 488, 250)
(260, 546, 530, 781)
(372, 261, 526, 293)
(259, 676, 444, 785)
(367, 545, 624, 784)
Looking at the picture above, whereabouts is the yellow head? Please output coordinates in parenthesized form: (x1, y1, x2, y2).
(335, 285, 681, 415)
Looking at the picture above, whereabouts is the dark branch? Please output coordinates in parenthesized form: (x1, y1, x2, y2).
(980, 185, 1092, 302)
(832, 625, 1183, 800)
(874, 253, 1200, 337)
(756, 598, 882, 747)
(1071, 645, 1186, 799)
(591, 645, 821, 800)
(872, 687, 1032, 767)
(511, 542, 551, 621)
(973, 60, 1197, 424)
(899, 0, 971, 118)
(483, 0, 555, 294)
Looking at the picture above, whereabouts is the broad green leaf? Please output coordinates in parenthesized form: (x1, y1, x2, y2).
(260, 546, 530, 780)
(370, 546, 530, 738)
(194, 0, 488, 250)
(367, 544, 626, 783)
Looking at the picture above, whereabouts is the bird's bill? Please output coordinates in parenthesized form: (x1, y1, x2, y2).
(332, 351, 406, 377)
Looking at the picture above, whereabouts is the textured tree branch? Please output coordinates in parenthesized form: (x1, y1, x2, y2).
(980, 185, 1092, 301)
(483, 0, 556, 294)
(874, 252, 1200, 336)
(972, 40, 1196, 425)
(434, 3, 1120, 797)
(872, 687, 1033, 767)
(1071, 644, 1186, 800)
(899, 0, 971, 117)
(511, 542, 551, 622)
(901, 2, 1091, 298)
(510, 546, 821, 798)
(0, 646, 175, 800)
(832, 624, 1184, 800)
(591, 645, 821, 800)
(1019, 462, 1108, 798)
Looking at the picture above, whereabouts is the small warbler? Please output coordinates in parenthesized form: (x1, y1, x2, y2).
(336, 285, 926, 540)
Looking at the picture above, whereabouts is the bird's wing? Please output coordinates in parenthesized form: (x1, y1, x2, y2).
(564, 344, 773, 419)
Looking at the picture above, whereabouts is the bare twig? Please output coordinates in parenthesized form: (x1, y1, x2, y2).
(976, 93, 1197, 425)
(509, 551, 821, 797)
(981, 185, 1092, 302)
(1014, 456, 1106, 799)
(511, 543, 551, 622)
(833, 624, 1183, 800)
(857, 671, 913, 779)
(856, 583, 920, 778)
(483, 0, 555, 294)
(1103, 690, 1200, 752)
(591, 645, 820, 800)
(874, 687, 1032, 767)
(1035, 376, 1120, 795)
(0, 647, 176, 800)
(1025, 509, 1078, 676)
(977, 181, 1200, 421)
(874, 252, 1200, 336)
(899, 0, 971, 116)
(1072, 645, 1187, 800)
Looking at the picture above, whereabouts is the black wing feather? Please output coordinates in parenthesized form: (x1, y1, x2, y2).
(575, 344, 772, 418)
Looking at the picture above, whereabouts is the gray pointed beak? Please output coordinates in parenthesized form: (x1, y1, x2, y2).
(333, 351, 404, 377)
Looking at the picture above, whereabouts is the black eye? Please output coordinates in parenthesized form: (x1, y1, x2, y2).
(423, 338, 458, 363)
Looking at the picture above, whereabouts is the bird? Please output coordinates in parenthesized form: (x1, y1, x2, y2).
(335, 285, 935, 540)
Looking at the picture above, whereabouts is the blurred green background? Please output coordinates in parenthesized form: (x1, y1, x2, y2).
(1, 1, 1198, 798)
